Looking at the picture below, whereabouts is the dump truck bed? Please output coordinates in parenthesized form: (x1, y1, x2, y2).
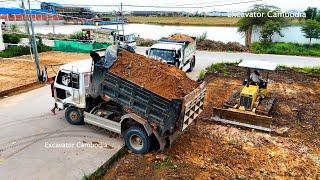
(101, 71, 206, 136)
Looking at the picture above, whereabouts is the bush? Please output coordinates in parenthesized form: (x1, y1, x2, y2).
(251, 42, 320, 57)
(0, 46, 30, 58)
(136, 38, 156, 47)
(69, 31, 84, 40)
(197, 32, 207, 42)
(3, 33, 22, 44)
(0, 37, 52, 58)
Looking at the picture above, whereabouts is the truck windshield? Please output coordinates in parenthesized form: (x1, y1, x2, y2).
(149, 49, 175, 62)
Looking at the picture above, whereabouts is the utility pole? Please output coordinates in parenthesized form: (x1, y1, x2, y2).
(21, 0, 31, 42)
(26, 0, 42, 82)
(121, 2, 124, 37)
(50, 5, 55, 34)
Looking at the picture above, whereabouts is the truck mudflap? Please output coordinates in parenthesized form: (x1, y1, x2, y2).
(181, 82, 206, 131)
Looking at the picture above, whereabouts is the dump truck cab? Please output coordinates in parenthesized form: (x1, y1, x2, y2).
(53, 60, 92, 110)
(146, 36, 196, 72)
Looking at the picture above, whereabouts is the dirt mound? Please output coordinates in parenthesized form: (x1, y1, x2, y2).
(167, 34, 195, 43)
(103, 66, 320, 179)
(109, 51, 198, 100)
(197, 39, 248, 52)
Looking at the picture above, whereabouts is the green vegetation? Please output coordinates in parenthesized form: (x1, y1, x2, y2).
(3, 33, 21, 44)
(206, 61, 239, 75)
(198, 70, 206, 80)
(154, 156, 177, 170)
(68, 31, 84, 40)
(0, 38, 52, 58)
(136, 38, 156, 47)
(0, 46, 30, 58)
(127, 16, 240, 26)
(278, 65, 320, 75)
(251, 42, 320, 57)
(9, 24, 19, 32)
(301, 20, 320, 45)
(260, 20, 283, 43)
(196, 32, 207, 42)
(237, 5, 286, 46)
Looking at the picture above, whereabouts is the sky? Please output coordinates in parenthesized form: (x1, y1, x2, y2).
(0, 0, 320, 12)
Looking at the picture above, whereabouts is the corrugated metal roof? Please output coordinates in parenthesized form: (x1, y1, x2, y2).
(0, 8, 57, 15)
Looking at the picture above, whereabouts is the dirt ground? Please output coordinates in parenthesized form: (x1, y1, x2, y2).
(0, 51, 90, 92)
(103, 66, 320, 179)
(110, 51, 198, 100)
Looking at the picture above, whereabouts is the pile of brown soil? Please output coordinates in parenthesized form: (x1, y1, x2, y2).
(167, 34, 195, 43)
(109, 51, 198, 100)
(197, 39, 248, 52)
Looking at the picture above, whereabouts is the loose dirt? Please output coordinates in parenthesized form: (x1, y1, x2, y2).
(167, 34, 195, 43)
(109, 51, 198, 100)
(103, 65, 320, 179)
(0, 51, 90, 92)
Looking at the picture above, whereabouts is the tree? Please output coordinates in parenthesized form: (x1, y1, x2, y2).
(305, 7, 318, 20)
(301, 20, 320, 46)
(237, 5, 286, 47)
(260, 20, 283, 43)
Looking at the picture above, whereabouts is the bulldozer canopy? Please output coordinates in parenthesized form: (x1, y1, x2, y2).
(238, 60, 277, 71)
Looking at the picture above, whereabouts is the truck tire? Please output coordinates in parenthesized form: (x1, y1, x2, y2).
(65, 106, 84, 125)
(124, 126, 151, 154)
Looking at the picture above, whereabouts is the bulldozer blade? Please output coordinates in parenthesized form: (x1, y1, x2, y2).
(212, 107, 273, 132)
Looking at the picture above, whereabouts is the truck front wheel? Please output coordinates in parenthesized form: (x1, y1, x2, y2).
(124, 126, 151, 154)
(65, 106, 84, 125)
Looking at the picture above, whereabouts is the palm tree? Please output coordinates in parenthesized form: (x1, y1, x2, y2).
(237, 5, 285, 47)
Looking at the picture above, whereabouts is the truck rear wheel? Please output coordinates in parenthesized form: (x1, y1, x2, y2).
(65, 106, 84, 125)
(124, 126, 151, 154)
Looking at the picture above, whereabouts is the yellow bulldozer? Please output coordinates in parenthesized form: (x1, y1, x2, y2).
(212, 60, 277, 132)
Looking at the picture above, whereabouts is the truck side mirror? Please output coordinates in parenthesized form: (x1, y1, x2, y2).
(145, 50, 148, 55)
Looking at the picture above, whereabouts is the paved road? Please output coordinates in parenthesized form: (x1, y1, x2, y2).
(136, 47, 320, 80)
(0, 86, 123, 179)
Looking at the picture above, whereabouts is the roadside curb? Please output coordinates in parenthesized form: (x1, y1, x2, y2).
(85, 146, 127, 180)
(0, 81, 40, 97)
(0, 79, 54, 98)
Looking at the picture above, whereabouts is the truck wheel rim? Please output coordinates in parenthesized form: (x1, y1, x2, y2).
(70, 112, 79, 121)
(129, 134, 143, 150)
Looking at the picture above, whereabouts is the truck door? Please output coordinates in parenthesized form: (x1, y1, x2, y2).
(54, 70, 82, 107)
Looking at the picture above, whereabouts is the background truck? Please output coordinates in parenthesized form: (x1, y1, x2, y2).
(53, 46, 205, 154)
(146, 34, 196, 72)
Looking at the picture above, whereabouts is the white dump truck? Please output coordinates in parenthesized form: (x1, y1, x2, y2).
(146, 34, 196, 72)
(52, 46, 205, 154)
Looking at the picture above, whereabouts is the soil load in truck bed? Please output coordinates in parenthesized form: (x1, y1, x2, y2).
(109, 51, 198, 100)
(167, 34, 196, 43)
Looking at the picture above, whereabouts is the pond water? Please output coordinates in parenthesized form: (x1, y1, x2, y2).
(19, 23, 320, 45)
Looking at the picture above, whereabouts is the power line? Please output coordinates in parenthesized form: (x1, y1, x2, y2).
(57, 0, 263, 9)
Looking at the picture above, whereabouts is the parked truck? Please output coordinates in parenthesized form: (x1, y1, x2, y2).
(146, 34, 196, 72)
(52, 46, 205, 154)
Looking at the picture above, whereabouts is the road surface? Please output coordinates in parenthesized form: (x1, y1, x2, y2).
(136, 47, 320, 80)
(0, 86, 123, 179)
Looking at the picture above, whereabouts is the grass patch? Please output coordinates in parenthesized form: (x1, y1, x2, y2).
(127, 16, 240, 26)
(251, 42, 320, 57)
(206, 61, 239, 75)
(0, 44, 52, 58)
(154, 156, 177, 170)
(278, 65, 320, 75)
